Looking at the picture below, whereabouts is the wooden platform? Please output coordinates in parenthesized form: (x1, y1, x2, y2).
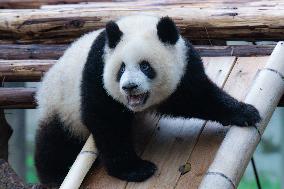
(81, 56, 268, 189)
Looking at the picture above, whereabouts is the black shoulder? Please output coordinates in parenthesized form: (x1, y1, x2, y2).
(81, 31, 132, 123)
(157, 39, 207, 116)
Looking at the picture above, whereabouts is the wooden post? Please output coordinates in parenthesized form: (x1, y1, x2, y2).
(0, 110, 13, 161)
(199, 42, 284, 189)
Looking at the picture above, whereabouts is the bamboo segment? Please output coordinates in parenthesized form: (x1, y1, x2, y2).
(199, 42, 284, 189)
(60, 135, 98, 189)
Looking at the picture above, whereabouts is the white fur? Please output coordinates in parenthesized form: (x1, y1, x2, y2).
(37, 15, 188, 138)
(103, 15, 188, 111)
(36, 29, 103, 139)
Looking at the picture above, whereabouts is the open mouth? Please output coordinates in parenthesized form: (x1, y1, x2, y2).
(127, 92, 149, 107)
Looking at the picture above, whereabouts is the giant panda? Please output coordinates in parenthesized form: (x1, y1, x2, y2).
(35, 15, 261, 186)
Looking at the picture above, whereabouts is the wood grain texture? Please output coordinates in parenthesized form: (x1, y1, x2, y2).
(0, 44, 275, 60)
(175, 57, 268, 189)
(1, 0, 284, 44)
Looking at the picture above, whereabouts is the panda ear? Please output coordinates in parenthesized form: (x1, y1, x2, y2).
(157, 17, 179, 45)
(105, 21, 123, 48)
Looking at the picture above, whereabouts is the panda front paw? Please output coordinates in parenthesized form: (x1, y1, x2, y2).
(222, 103, 261, 127)
(106, 158, 157, 182)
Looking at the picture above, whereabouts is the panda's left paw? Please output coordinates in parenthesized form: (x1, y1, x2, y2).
(228, 103, 261, 127)
(106, 158, 157, 182)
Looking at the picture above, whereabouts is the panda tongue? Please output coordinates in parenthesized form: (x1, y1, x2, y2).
(129, 94, 143, 106)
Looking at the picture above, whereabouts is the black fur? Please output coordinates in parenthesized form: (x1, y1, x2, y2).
(140, 60, 156, 79)
(81, 31, 156, 182)
(157, 17, 179, 45)
(158, 40, 261, 126)
(35, 115, 84, 187)
(116, 62, 125, 82)
(106, 21, 123, 48)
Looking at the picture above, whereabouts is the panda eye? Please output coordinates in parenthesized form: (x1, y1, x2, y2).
(120, 63, 125, 73)
(139, 61, 156, 79)
(116, 62, 125, 81)
(140, 61, 150, 71)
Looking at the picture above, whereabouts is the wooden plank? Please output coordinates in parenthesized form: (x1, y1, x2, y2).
(124, 57, 236, 189)
(0, 45, 275, 60)
(1, 0, 284, 44)
(175, 57, 268, 189)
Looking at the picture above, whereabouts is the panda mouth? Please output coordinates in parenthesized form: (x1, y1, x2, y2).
(127, 92, 149, 107)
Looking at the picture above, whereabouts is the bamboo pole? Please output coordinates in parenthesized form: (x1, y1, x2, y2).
(199, 41, 284, 189)
(60, 135, 98, 189)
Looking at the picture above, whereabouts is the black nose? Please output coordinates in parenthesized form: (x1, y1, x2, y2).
(122, 83, 138, 91)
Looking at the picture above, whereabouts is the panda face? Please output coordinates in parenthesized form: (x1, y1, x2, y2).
(117, 60, 155, 110)
(103, 15, 188, 112)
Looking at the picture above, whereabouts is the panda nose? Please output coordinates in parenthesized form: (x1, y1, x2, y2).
(122, 83, 138, 92)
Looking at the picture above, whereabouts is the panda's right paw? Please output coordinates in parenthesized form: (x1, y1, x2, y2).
(107, 159, 157, 182)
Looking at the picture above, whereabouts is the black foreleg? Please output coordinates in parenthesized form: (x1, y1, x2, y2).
(158, 41, 261, 126)
(35, 116, 85, 187)
(188, 78, 261, 126)
(86, 118, 156, 182)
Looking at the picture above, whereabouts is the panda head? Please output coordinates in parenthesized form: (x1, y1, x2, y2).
(103, 15, 187, 112)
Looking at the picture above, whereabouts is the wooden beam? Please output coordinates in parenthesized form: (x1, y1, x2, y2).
(0, 0, 284, 44)
(0, 45, 275, 60)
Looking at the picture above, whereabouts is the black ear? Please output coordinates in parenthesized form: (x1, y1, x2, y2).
(105, 21, 123, 48)
(157, 17, 179, 45)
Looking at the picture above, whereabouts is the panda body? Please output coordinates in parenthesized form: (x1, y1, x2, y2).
(35, 15, 261, 186)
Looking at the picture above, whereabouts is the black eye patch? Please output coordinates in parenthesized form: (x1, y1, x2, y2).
(116, 62, 125, 81)
(139, 61, 156, 79)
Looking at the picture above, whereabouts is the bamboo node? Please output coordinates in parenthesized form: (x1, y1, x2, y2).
(205, 172, 236, 189)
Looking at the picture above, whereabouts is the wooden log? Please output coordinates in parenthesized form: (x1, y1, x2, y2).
(0, 45, 276, 60)
(1, 0, 284, 44)
(199, 42, 284, 188)
(0, 0, 112, 9)
(0, 60, 55, 82)
(0, 44, 66, 60)
(0, 88, 36, 109)
(0, 110, 13, 161)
